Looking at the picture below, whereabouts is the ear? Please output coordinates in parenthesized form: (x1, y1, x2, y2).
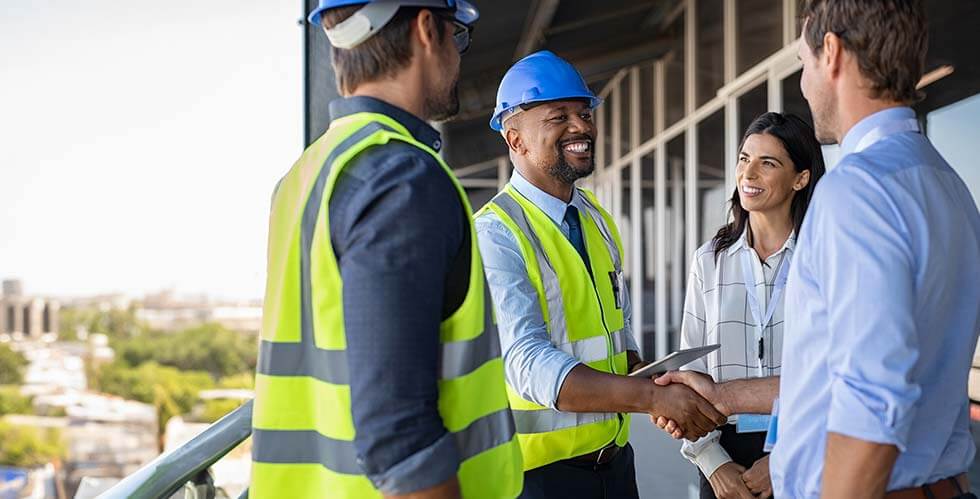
(504, 128, 526, 156)
(822, 31, 843, 78)
(414, 9, 441, 55)
(793, 169, 811, 191)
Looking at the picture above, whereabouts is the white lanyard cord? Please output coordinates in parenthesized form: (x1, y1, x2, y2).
(741, 249, 791, 377)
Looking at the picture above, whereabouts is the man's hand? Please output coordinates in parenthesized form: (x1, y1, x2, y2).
(741, 455, 772, 498)
(654, 370, 732, 415)
(651, 370, 729, 439)
(649, 383, 726, 441)
(708, 462, 756, 499)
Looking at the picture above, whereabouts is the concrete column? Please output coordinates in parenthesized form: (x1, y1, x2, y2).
(26, 299, 44, 338)
(44, 301, 60, 336)
(10, 300, 24, 335)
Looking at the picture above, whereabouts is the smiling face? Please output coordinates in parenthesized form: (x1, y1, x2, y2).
(504, 99, 596, 185)
(737, 133, 811, 215)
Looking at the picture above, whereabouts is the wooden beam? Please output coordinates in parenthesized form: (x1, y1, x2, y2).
(514, 0, 561, 60)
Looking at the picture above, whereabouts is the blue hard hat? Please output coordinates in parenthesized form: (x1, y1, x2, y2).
(490, 50, 600, 131)
(308, 0, 478, 28)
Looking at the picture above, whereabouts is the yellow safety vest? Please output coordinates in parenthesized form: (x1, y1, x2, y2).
(251, 111, 523, 499)
(475, 184, 632, 471)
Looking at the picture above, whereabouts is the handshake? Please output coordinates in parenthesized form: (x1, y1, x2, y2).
(644, 370, 732, 441)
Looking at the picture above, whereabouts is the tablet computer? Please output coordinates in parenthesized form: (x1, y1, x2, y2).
(627, 344, 720, 378)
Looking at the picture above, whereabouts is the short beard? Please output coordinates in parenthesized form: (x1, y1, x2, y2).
(425, 82, 460, 123)
(548, 141, 595, 185)
(810, 92, 839, 145)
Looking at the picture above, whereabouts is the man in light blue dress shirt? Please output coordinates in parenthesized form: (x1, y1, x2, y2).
(655, 1, 980, 497)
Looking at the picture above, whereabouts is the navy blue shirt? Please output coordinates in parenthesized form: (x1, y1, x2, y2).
(327, 97, 470, 494)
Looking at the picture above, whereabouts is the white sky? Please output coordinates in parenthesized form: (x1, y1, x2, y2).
(0, 1, 303, 300)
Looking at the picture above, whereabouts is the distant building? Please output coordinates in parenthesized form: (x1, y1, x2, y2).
(135, 289, 262, 333)
(0, 279, 60, 339)
(5, 392, 158, 497)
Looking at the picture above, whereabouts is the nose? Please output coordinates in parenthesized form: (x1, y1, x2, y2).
(568, 112, 594, 136)
(742, 160, 761, 179)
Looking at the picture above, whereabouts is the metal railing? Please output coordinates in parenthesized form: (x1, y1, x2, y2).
(95, 401, 253, 499)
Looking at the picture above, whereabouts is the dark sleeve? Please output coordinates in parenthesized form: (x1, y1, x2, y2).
(328, 143, 466, 495)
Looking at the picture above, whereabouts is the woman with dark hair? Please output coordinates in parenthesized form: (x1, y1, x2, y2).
(677, 112, 825, 499)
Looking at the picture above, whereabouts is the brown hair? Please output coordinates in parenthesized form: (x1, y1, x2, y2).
(322, 6, 448, 95)
(802, 0, 928, 104)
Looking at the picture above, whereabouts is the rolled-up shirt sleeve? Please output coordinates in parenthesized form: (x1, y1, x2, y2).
(678, 256, 732, 476)
(476, 215, 580, 409)
(332, 145, 465, 494)
(816, 170, 921, 451)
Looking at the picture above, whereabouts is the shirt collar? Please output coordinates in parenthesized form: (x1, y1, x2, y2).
(509, 170, 585, 226)
(726, 227, 796, 257)
(328, 96, 443, 152)
(839, 106, 916, 157)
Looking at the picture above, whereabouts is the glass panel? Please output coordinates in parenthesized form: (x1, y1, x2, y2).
(618, 74, 632, 159)
(781, 70, 812, 126)
(736, 0, 784, 74)
(640, 152, 657, 360)
(620, 164, 633, 291)
(664, 12, 686, 127)
(737, 82, 769, 138)
(601, 96, 613, 168)
(697, 111, 727, 248)
(796, 0, 806, 38)
(928, 92, 980, 209)
(665, 134, 686, 351)
(640, 64, 656, 142)
(696, 0, 724, 107)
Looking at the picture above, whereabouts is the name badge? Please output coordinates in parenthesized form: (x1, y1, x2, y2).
(608, 270, 624, 309)
(736, 414, 770, 433)
(763, 398, 780, 452)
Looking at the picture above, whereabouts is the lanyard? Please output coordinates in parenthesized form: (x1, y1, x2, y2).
(853, 118, 920, 153)
(740, 248, 790, 377)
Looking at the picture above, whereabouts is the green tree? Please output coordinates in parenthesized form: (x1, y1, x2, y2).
(0, 344, 28, 385)
(90, 361, 215, 444)
(197, 399, 245, 424)
(0, 386, 32, 417)
(0, 422, 64, 468)
(114, 323, 257, 379)
(59, 305, 148, 341)
(217, 372, 254, 389)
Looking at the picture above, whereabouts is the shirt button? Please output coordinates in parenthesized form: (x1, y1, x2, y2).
(433, 139, 442, 149)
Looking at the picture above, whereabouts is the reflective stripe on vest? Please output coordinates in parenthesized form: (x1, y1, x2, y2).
(477, 185, 631, 470)
(251, 113, 522, 499)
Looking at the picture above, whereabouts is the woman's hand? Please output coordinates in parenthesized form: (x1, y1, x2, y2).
(741, 455, 772, 498)
(708, 462, 755, 499)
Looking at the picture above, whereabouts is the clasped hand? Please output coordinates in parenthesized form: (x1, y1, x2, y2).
(649, 370, 731, 440)
(645, 370, 727, 441)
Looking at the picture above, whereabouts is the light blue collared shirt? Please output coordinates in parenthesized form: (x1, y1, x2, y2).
(475, 171, 639, 409)
(772, 107, 980, 497)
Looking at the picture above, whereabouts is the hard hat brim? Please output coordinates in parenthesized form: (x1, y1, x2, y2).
(308, 0, 479, 27)
(490, 95, 602, 132)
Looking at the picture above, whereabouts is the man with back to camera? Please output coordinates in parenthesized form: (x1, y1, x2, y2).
(249, 1, 523, 498)
(476, 50, 727, 499)
(653, 1, 980, 498)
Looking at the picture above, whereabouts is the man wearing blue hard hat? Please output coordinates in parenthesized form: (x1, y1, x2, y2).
(475, 50, 726, 498)
(251, 1, 522, 498)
